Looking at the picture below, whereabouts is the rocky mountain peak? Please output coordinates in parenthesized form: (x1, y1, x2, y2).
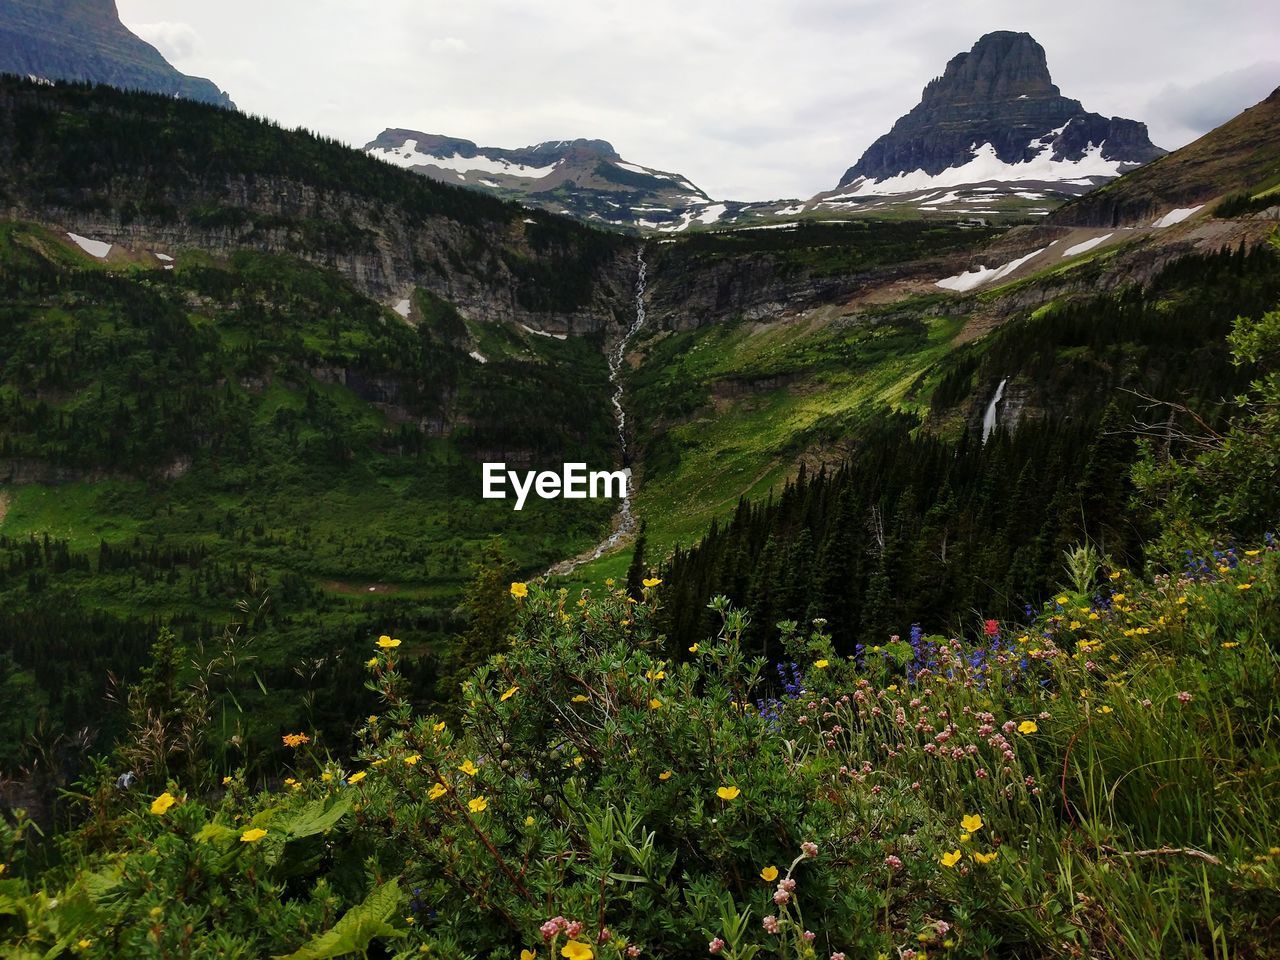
(921, 31, 1062, 105)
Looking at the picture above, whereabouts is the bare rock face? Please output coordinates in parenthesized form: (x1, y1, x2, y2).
(0, 0, 234, 107)
(837, 31, 1164, 188)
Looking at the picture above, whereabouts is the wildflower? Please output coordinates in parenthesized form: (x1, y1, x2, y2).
(501, 686, 519, 701)
(404, 754, 421, 766)
(1056, 595, 1069, 605)
(365, 657, 379, 668)
(284, 777, 300, 789)
(717, 786, 741, 801)
(376, 635, 401, 649)
(649, 698, 663, 710)
(468, 796, 489, 813)
(150, 792, 178, 816)
(832, 955, 847, 960)
(1238, 583, 1252, 590)
(884, 854, 903, 871)
(974, 850, 999, 864)
(645, 668, 666, 681)
(222, 776, 233, 785)
(522, 951, 537, 960)
(77, 939, 93, 949)
(1017, 720, 1038, 734)
(240, 828, 268, 843)
(803, 931, 816, 943)
(561, 942, 593, 960)
(282, 733, 310, 748)
(983, 619, 999, 637)
(801, 841, 819, 858)
(761, 865, 779, 881)
(511, 582, 529, 599)
(1096, 705, 1113, 715)
(708, 939, 725, 955)
(959, 833, 970, 843)
(773, 888, 790, 905)
(642, 577, 662, 588)
(459, 759, 479, 776)
(815, 659, 830, 669)
(433, 720, 447, 732)
(762, 916, 780, 934)
(428, 783, 447, 800)
(347, 771, 367, 785)
(525, 815, 536, 826)
(940, 850, 962, 868)
(961, 813, 983, 833)
(572, 694, 590, 703)
(689, 643, 700, 653)
(1222, 641, 1239, 649)
(659, 770, 673, 781)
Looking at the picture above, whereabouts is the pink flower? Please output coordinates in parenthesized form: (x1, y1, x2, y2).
(540, 920, 560, 941)
(763, 915, 780, 934)
(779, 878, 797, 892)
(708, 938, 725, 955)
(566, 920, 583, 938)
(801, 841, 819, 858)
(598, 927, 611, 943)
(884, 854, 903, 871)
(1177, 691, 1193, 703)
(627, 947, 641, 958)
(832, 954, 846, 960)
(803, 931, 816, 943)
(773, 889, 790, 905)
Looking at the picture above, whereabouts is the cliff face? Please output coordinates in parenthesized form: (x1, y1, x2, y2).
(837, 31, 1164, 189)
(0, 78, 638, 335)
(0, 0, 234, 107)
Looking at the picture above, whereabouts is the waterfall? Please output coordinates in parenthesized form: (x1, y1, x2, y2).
(547, 248, 647, 574)
(982, 378, 1007, 444)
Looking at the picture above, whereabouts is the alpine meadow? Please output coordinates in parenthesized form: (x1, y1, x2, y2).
(1, 7, 1279, 960)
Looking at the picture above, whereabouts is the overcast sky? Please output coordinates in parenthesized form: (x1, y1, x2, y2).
(116, 0, 1279, 201)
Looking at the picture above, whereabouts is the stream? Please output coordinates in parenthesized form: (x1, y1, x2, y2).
(982, 377, 1008, 443)
(546, 247, 648, 576)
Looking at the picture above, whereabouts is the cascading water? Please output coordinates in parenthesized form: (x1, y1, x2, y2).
(547, 248, 647, 575)
(982, 377, 1008, 444)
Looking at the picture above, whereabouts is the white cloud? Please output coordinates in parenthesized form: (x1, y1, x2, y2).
(129, 20, 201, 61)
(115, 0, 1280, 202)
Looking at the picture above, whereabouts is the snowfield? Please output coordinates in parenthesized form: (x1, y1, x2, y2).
(369, 139, 559, 179)
(936, 247, 1047, 292)
(1061, 234, 1113, 258)
(67, 233, 112, 258)
(1151, 205, 1204, 228)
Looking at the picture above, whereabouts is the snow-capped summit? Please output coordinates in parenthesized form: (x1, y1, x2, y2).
(364, 130, 721, 233)
(813, 31, 1165, 214)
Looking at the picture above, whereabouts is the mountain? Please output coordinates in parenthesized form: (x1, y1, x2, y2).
(0, 0, 233, 107)
(1052, 84, 1280, 227)
(811, 31, 1165, 216)
(365, 129, 728, 233)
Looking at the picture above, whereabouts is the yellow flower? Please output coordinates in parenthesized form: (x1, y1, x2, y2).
(961, 814, 983, 833)
(645, 669, 666, 681)
(649, 698, 663, 710)
(222, 776, 233, 785)
(433, 721, 447, 732)
(321, 772, 333, 782)
(524, 815, 536, 827)
(150, 792, 178, 816)
(959, 832, 971, 842)
(815, 659, 829, 669)
(974, 850, 999, 864)
(659, 770, 673, 781)
(572, 694, 590, 703)
(347, 771, 367, 785)
(1056, 595, 1069, 605)
(716, 786, 741, 801)
(1222, 641, 1239, 649)
(760, 865, 779, 881)
(1018, 720, 1038, 735)
(77, 939, 93, 949)
(642, 577, 662, 588)
(239, 828, 268, 843)
(282, 732, 310, 748)
(428, 782, 447, 800)
(688, 643, 699, 653)
(459, 759, 479, 776)
(404, 754, 421, 766)
(940, 849, 962, 868)
(1238, 583, 1252, 590)
(468, 796, 489, 813)
(376, 635, 401, 649)
(501, 685, 519, 701)
(510, 582, 529, 598)
(522, 951, 538, 960)
(561, 942, 594, 960)
(368, 715, 378, 724)
(1096, 705, 1113, 715)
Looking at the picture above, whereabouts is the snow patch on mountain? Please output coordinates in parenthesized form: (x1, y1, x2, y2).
(370, 139, 559, 179)
(841, 141, 1126, 197)
(1151, 205, 1204, 228)
(1061, 234, 1113, 257)
(935, 247, 1047, 292)
(67, 233, 111, 258)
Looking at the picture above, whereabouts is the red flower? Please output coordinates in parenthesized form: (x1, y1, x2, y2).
(983, 619, 1000, 637)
